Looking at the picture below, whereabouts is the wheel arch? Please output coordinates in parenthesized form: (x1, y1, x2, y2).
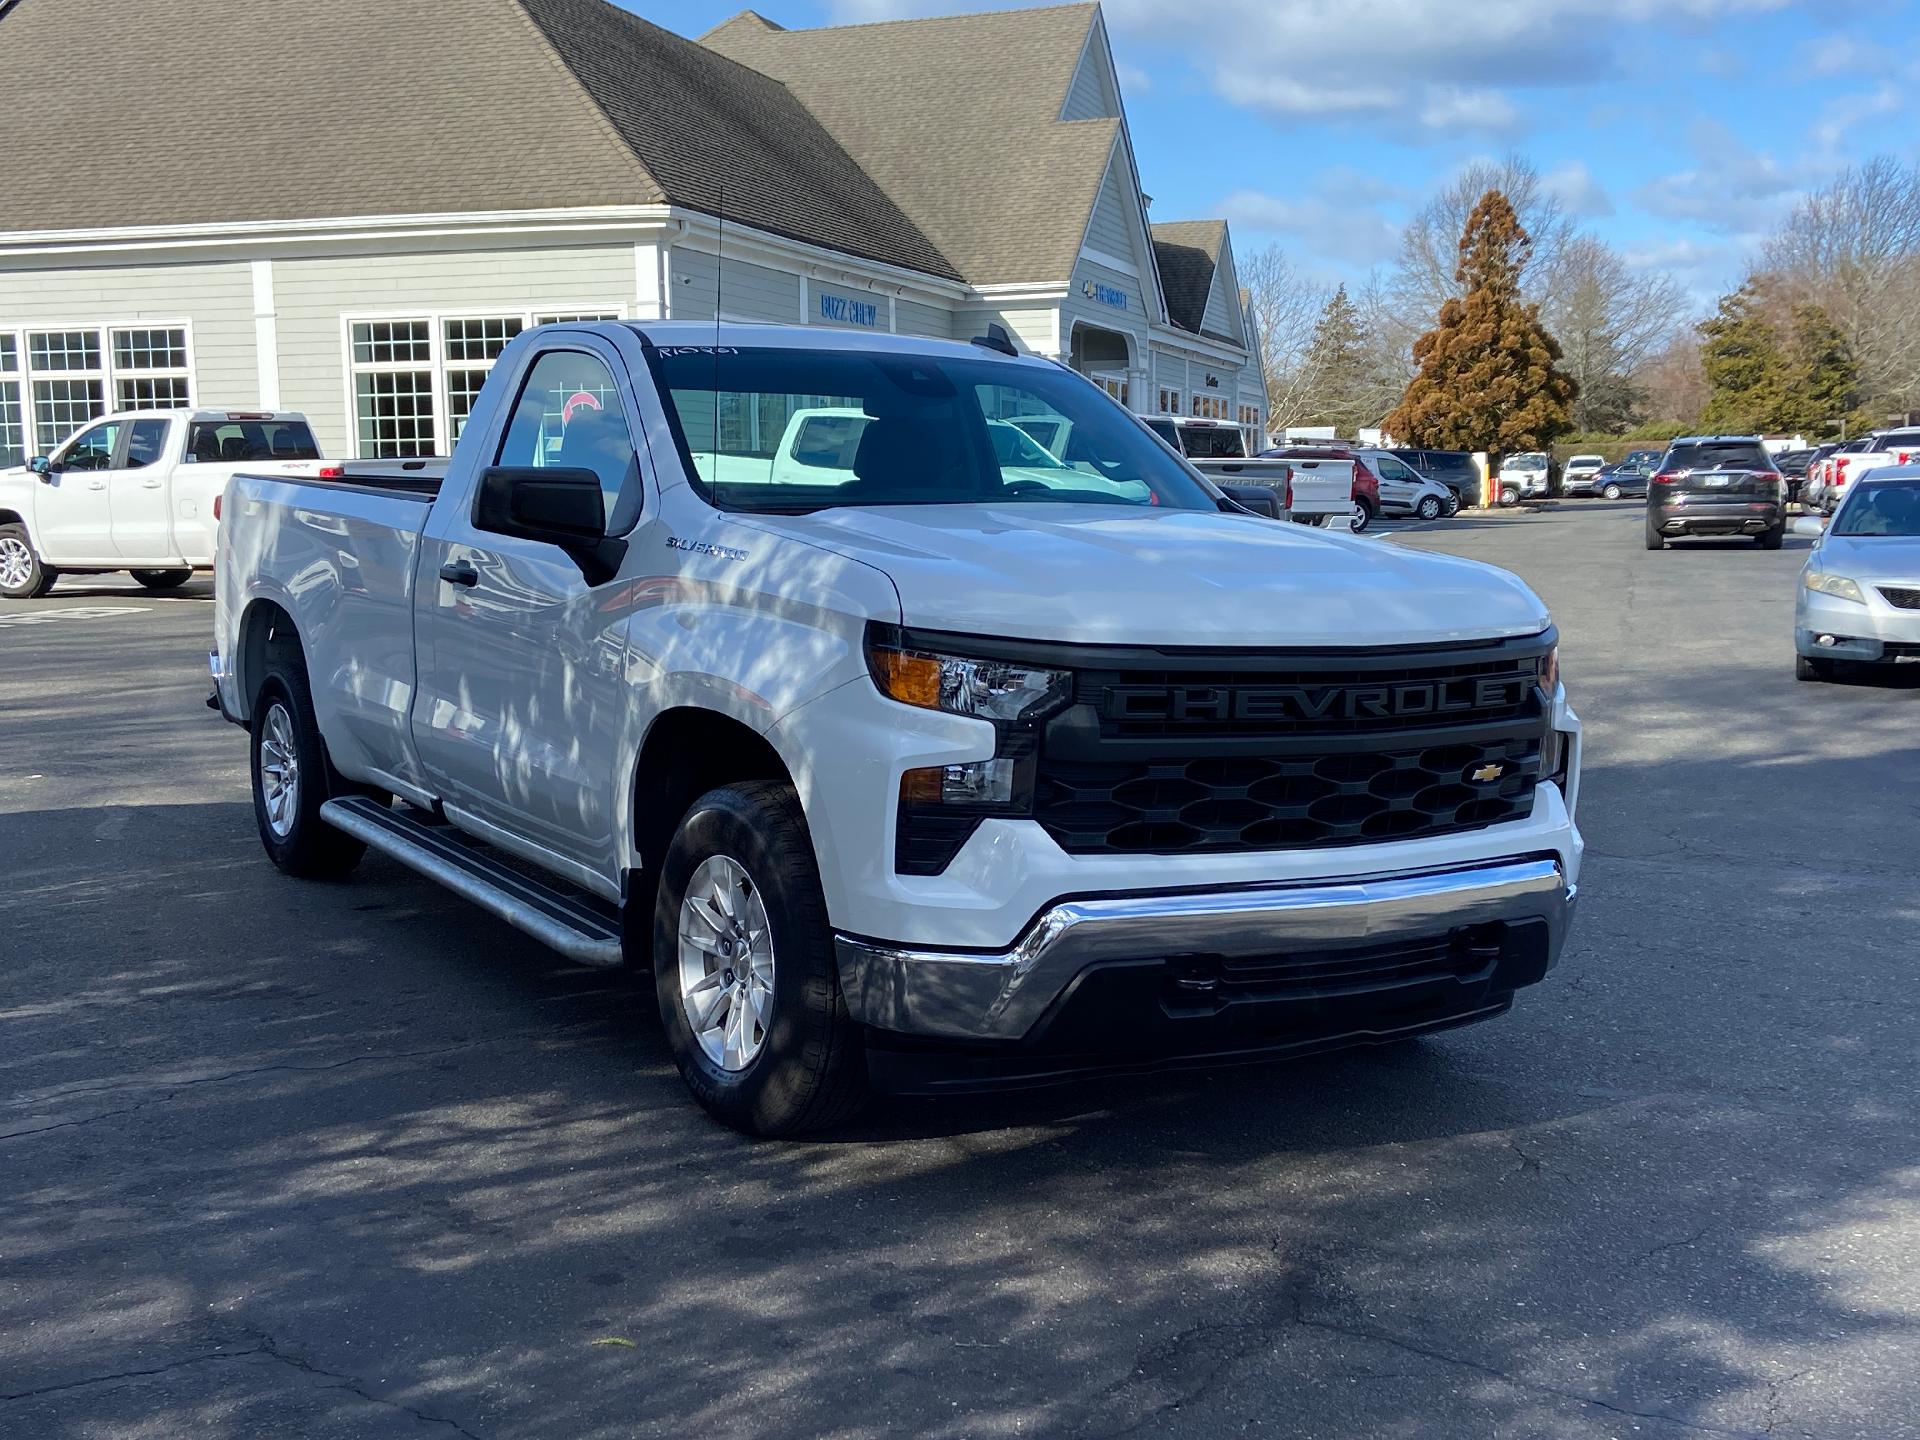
(234, 596, 307, 724)
(626, 706, 800, 927)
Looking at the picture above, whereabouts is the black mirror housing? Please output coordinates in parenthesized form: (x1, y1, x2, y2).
(472, 466, 626, 585)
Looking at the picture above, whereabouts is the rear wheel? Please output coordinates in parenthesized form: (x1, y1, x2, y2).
(249, 666, 368, 878)
(1796, 653, 1835, 683)
(1348, 497, 1374, 534)
(1758, 524, 1785, 550)
(1416, 495, 1443, 520)
(653, 781, 866, 1136)
(131, 568, 192, 590)
(0, 524, 55, 599)
(1444, 492, 1461, 517)
(1644, 520, 1666, 551)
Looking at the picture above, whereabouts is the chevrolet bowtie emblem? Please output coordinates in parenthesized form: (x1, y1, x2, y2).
(1469, 763, 1505, 783)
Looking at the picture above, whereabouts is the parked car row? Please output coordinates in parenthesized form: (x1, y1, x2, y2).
(1803, 427, 1920, 515)
(1259, 443, 1459, 531)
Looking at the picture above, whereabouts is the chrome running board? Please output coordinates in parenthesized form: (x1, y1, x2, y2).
(320, 797, 624, 967)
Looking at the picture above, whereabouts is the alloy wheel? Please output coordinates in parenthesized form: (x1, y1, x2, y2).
(0, 536, 33, 591)
(678, 854, 775, 1072)
(258, 702, 300, 837)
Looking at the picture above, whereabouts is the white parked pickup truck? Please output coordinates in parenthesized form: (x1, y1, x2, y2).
(212, 323, 1582, 1135)
(0, 409, 325, 598)
(1143, 416, 1354, 526)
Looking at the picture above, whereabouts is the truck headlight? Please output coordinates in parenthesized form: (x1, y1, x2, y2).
(1803, 571, 1865, 604)
(867, 639, 1071, 723)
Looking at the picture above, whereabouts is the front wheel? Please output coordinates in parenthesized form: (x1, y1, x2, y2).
(653, 781, 866, 1136)
(1500, 485, 1520, 506)
(0, 524, 56, 599)
(131, 568, 193, 590)
(1796, 653, 1835, 683)
(1416, 495, 1443, 520)
(1602, 483, 1622, 501)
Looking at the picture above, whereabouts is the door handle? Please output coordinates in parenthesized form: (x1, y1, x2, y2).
(439, 561, 480, 588)
(141, 478, 163, 489)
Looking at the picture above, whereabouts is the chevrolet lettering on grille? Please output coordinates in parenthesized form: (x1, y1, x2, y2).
(1104, 676, 1531, 724)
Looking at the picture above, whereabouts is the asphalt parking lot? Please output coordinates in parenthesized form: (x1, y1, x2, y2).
(5, 501, 1918, 1439)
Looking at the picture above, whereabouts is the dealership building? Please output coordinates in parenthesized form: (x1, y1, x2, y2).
(0, 0, 1268, 464)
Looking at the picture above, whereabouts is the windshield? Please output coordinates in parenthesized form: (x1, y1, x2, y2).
(1664, 442, 1774, 473)
(1505, 453, 1547, 470)
(1833, 479, 1920, 536)
(646, 345, 1216, 512)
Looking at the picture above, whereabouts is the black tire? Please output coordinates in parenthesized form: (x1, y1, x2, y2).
(1602, 483, 1622, 501)
(653, 781, 866, 1136)
(1644, 521, 1666, 551)
(1349, 497, 1374, 534)
(1796, 653, 1835, 683)
(0, 522, 56, 599)
(1444, 492, 1461, 517)
(249, 666, 368, 878)
(1416, 495, 1443, 520)
(131, 568, 192, 590)
(1757, 524, 1785, 550)
(1500, 485, 1520, 506)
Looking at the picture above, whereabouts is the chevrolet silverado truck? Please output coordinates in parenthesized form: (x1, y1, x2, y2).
(1143, 416, 1355, 527)
(212, 322, 1582, 1135)
(1, 408, 325, 599)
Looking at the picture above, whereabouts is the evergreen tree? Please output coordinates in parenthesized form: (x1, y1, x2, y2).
(1698, 282, 1789, 432)
(1385, 190, 1577, 459)
(1299, 285, 1379, 434)
(1779, 303, 1857, 437)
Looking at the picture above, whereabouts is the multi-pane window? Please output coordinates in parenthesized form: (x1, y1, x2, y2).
(1157, 387, 1182, 416)
(350, 320, 436, 457)
(6, 325, 195, 456)
(1238, 403, 1263, 452)
(1191, 393, 1229, 421)
(444, 316, 524, 441)
(0, 336, 21, 469)
(112, 327, 193, 410)
(344, 309, 623, 457)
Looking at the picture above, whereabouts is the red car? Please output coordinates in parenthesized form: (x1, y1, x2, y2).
(1261, 446, 1382, 533)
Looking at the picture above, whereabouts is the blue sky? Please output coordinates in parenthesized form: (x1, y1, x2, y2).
(629, 0, 1920, 308)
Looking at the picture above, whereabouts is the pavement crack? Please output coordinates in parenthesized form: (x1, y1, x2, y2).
(250, 1331, 484, 1439)
(1628, 1224, 1716, 1268)
(1504, 1136, 1545, 1178)
(1, 1348, 268, 1403)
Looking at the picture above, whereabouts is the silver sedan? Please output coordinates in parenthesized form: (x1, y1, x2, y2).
(1795, 467, 1920, 681)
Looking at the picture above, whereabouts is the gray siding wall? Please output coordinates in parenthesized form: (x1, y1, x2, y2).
(1061, 46, 1119, 120)
(1082, 163, 1137, 265)
(671, 247, 801, 324)
(895, 299, 951, 339)
(273, 243, 634, 455)
(1199, 275, 1239, 341)
(952, 306, 1055, 357)
(0, 258, 258, 410)
(1062, 259, 1144, 368)
(1152, 349, 1188, 400)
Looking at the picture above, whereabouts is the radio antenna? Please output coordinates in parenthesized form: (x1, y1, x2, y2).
(712, 186, 724, 467)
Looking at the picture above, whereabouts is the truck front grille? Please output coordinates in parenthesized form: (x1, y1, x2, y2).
(1033, 634, 1554, 857)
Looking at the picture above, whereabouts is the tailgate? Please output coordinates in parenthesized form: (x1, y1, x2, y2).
(1281, 459, 1354, 514)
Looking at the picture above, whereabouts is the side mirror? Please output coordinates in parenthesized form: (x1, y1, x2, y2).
(472, 466, 626, 585)
(27, 455, 52, 477)
(1792, 516, 1825, 539)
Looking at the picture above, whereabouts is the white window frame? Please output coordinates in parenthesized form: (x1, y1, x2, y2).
(110, 326, 195, 412)
(6, 321, 197, 457)
(340, 305, 627, 458)
(0, 330, 24, 469)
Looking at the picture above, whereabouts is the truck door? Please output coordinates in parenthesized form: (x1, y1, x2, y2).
(32, 419, 123, 561)
(109, 418, 175, 561)
(411, 337, 649, 892)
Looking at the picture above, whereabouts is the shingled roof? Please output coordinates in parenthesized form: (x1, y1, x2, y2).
(702, 4, 1119, 288)
(1151, 220, 1230, 338)
(0, 0, 957, 280)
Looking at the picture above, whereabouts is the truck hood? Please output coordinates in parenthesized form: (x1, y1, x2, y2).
(747, 504, 1550, 647)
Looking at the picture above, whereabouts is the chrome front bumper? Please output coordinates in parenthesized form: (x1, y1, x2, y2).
(836, 857, 1576, 1042)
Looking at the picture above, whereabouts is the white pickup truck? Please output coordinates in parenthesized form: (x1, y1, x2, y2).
(1143, 416, 1355, 526)
(1806, 427, 1920, 515)
(0, 408, 324, 598)
(213, 322, 1582, 1135)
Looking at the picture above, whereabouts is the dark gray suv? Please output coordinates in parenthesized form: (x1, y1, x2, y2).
(1646, 436, 1786, 550)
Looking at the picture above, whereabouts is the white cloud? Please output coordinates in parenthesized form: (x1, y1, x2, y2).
(1800, 34, 1878, 76)
(1220, 186, 1402, 268)
(1114, 59, 1153, 95)
(1631, 120, 1812, 233)
(1543, 160, 1613, 217)
(1101, 0, 1791, 137)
